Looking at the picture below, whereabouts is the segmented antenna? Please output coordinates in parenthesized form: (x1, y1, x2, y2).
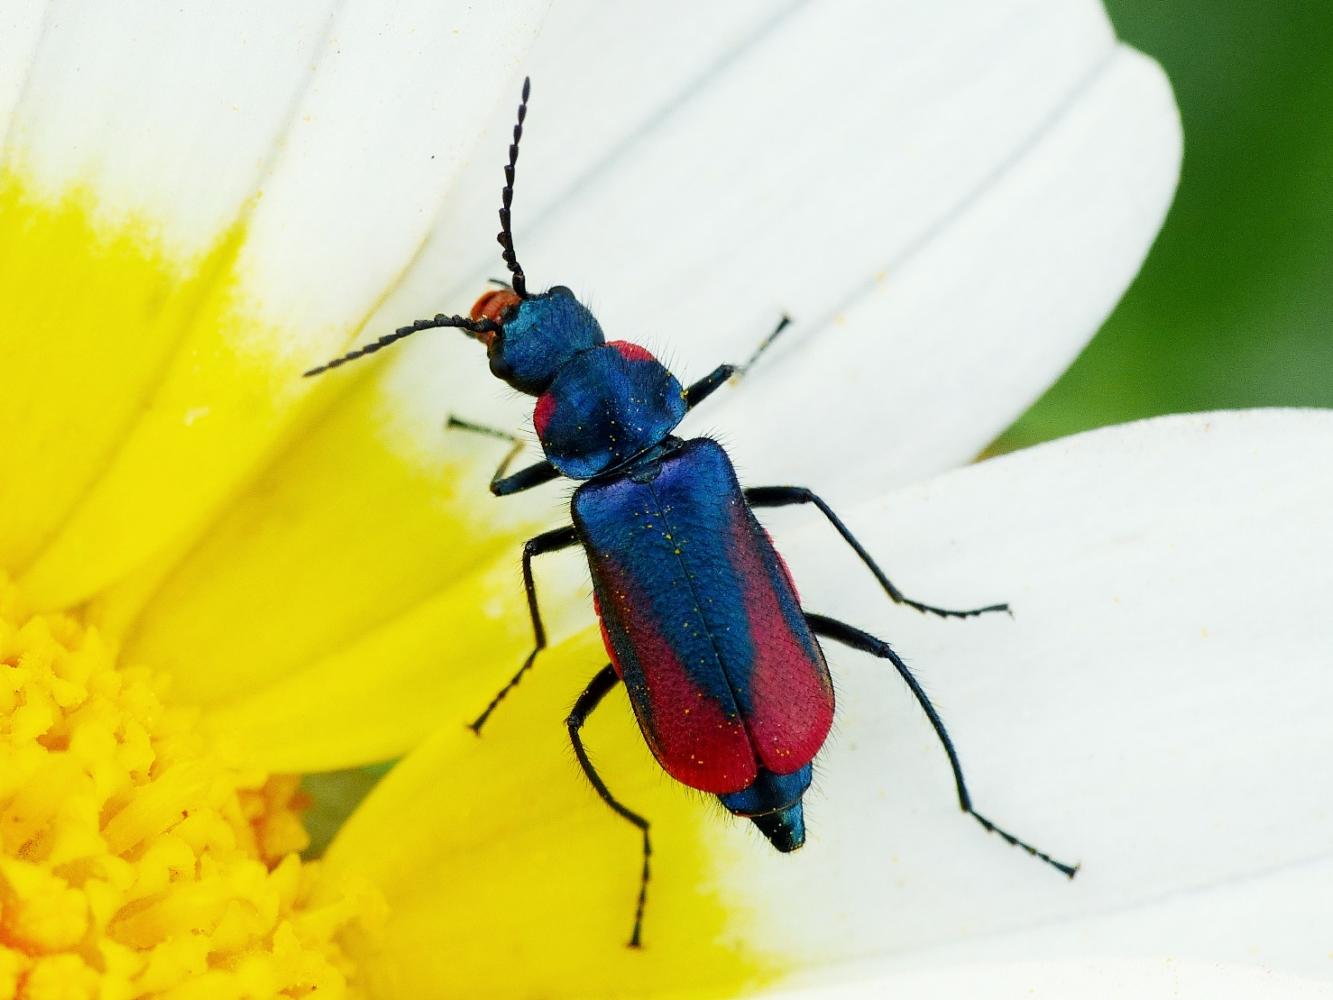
(498, 77, 531, 297)
(302, 314, 498, 377)
(303, 78, 534, 378)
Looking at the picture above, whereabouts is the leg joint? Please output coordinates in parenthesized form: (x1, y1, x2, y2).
(524, 525, 579, 559)
(745, 485, 815, 507)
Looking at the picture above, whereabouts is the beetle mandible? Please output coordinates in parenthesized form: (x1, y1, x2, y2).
(305, 78, 1077, 947)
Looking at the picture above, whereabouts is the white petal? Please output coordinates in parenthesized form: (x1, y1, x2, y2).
(717, 46, 1180, 500)
(349, 0, 811, 453)
(6, 0, 547, 356)
(885, 858, 1333, 984)
(324, 410, 1333, 996)
(233, 1, 547, 352)
(390, 0, 784, 327)
(207, 1, 1177, 722)
(0, 1, 46, 138)
(7, 1, 340, 258)
(714, 409, 1333, 977)
(366, 0, 1178, 493)
(763, 961, 1333, 1000)
(7, 1, 547, 605)
(8, 1, 544, 308)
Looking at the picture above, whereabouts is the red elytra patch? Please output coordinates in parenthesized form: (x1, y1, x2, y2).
(593, 560, 757, 794)
(609, 341, 656, 364)
(730, 507, 833, 775)
(533, 393, 556, 437)
(622, 612, 757, 794)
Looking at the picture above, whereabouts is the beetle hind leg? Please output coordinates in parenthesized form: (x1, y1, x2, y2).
(567, 664, 653, 948)
(806, 611, 1079, 878)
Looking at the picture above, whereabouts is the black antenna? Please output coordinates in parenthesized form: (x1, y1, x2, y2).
(302, 314, 497, 377)
(303, 77, 534, 379)
(498, 77, 531, 297)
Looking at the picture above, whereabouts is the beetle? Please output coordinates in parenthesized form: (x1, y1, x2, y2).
(305, 79, 1077, 947)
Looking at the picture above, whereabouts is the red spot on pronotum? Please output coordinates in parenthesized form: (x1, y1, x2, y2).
(609, 340, 656, 363)
(533, 392, 556, 437)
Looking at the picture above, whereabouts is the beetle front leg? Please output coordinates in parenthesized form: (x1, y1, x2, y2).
(469, 524, 579, 733)
(747, 486, 1009, 620)
(682, 315, 792, 411)
(567, 664, 652, 948)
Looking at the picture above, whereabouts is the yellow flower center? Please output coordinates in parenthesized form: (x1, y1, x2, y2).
(0, 579, 381, 997)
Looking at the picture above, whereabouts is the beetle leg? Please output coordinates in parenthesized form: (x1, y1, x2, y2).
(490, 460, 560, 496)
(746, 486, 1010, 620)
(682, 314, 792, 410)
(468, 524, 580, 733)
(567, 664, 652, 948)
(446, 416, 559, 495)
(805, 611, 1079, 878)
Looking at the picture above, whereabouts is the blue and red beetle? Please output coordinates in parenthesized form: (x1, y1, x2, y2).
(307, 79, 1076, 946)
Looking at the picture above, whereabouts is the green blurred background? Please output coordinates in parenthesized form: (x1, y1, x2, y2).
(306, 4, 1333, 849)
(996, 1, 1333, 451)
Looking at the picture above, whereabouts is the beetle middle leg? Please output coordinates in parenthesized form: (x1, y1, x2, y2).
(567, 663, 652, 948)
(469, 524, 579, 733)
(746, 486, 1009, 620)
(446, 415, 559, 496)
(805, 611, 1078, 878)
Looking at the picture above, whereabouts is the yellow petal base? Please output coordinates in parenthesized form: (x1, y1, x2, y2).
(329, 631, 781, 999)
(0, 578, 382, 997)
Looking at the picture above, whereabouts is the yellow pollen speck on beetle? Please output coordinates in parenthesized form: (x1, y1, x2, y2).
(0, 578, 382, 997)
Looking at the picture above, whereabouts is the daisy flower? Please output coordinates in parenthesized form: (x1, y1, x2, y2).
(3, 1, 1328, 997)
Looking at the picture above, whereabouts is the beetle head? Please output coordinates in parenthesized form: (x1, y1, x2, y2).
(468, 284, 604, 394)
(301, 78, 605, 385)
(466, 78, 603, 392)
